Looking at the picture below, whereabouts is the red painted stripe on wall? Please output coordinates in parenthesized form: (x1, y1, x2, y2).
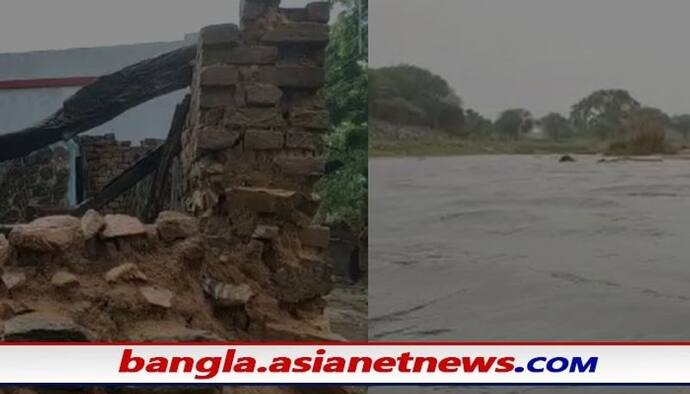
(0, 76, 98, 90)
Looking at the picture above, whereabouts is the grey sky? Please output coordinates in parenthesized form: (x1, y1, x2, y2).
(0, 0, 310, 53)
(371, 0, 690, 119)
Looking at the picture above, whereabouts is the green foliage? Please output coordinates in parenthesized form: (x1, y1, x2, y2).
(540, 112, 573, 141)
(671, 114, 690, 141)
(463, 109, 493, 137)
(317, 122, 368, 229)
(494, 109, 533, 140)
(325, 0, 367, 126)
(570, 89, 640, 139)
(319, 0, 368, 230)
(369, 64, 464, 133)
(608, 107, 670, 155)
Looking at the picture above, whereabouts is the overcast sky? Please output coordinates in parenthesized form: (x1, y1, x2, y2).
(0, 0, 310, 52)
(371, 0, 690, 119)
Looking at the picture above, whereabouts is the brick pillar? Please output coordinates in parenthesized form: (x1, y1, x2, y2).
(181, 1, 335, 339)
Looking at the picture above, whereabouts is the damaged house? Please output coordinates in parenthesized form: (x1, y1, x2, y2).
(0, 36, 198, 222)
(0, 1, 347, 382)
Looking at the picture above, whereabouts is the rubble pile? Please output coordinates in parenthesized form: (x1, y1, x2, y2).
(0, 209, 339, 345)
(0, 0, 356, 392)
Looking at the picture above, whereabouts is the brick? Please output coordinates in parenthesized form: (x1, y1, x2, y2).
(261, 23, 329, 45)
(9, 215, 82, 252)
(201, 108, 224, 125)
(262, 66, 324, 88)
(242, 66, 324, 88)
(280, 4, 330, 24)
(204, 281, 254, 307)
(200, 24, 240, 46)
(280, 7, 307, 22)
(199, 87, 236, 108)
(101, 215, 146, 239)
(245, 83, 283, 106)
(299, 225, 330, 248)
(3, 312, 93, 341)
(272, 257, 333, 303)
(233, 86, 247, 107)
(274, 156, 325, 176)
(252, 225, 280, 240)
(239, 66, 262, 82)
(202, 46, 278, 66)
(196, 126, 241, 152)
(289, 108, 330, 129)
(224, 108, 285, 128)
(286, 130, 322, 151)
(256, 68, 277, 84)
(244, 129, 284, 150)
(200, 66, 239, 86)
(306, 2, 330, 23)
(241, 0, 279, 22)
(226, 187, 300, 213)
(140, 286, 173, 308)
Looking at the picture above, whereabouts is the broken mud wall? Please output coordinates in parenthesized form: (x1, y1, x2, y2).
(0, 0, 339, 343)
(0, 134, 166, 224)
(0, 143, 73, 223)
(79, 134, 164, 215)
(0, 206, 344, 341)
(178, 0, 335, 340)
(0, 1, 361, 393)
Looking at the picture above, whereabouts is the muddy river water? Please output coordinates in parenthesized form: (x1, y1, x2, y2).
(369, 155, 690, 394)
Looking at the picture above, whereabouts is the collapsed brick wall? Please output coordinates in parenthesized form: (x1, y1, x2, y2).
(79, 134, 164, 215)
(0, 207, 344, 340)
(0, 144, 72, 223)
(179, 0, 335, 340)
(0, 134, 165, 224)
(0, 2, 360, 393)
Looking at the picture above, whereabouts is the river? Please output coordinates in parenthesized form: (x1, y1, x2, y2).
(369, 155, 690, 394)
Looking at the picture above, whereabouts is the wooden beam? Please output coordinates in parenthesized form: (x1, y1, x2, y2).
(0, 77, 98, 90)
(72, 147, 163, 216)
(0, 45, 196, 162)
(144, 95, 191, 222)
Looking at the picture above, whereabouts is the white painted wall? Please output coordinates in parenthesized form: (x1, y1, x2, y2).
(0, 38, 195, 142)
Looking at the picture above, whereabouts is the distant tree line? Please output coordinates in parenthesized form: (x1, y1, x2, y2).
(369, 65, 464, 132)
(370, 64, 690, 153)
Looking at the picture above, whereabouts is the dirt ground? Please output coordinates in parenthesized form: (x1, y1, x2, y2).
(325, 280, 368, 341)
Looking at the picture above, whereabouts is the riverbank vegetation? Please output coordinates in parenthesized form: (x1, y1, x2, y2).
(370, 64, 689, 157)
(370, 136, 604, 157)
(318, 0, 368, 231)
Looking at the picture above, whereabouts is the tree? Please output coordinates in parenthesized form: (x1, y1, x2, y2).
(570, 89, 640, 139)
(617, 107, 670, 154)
(463, 108, 493, 137)
(325, 0, 367, 126)
(433, 99, 465, 134)
(369, 64, 464, 132)
(540, 113, 573, 141)
(318, 0, 368, 231)
(495, 109, 533, 140)
(671, 114, 690, 142)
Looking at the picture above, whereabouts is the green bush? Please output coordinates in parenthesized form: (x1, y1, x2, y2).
(606, 107, 669, 155)
(317, 122, 368, 229)
(319, 0, 368, 231)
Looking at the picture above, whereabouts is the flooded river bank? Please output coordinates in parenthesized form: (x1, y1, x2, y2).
(370, 155, 690, 394)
